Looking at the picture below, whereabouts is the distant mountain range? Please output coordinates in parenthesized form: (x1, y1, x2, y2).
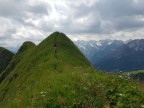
(75, 39, 144, 72)
(74, 39, 125, 63)
(95, 39, 144, 72)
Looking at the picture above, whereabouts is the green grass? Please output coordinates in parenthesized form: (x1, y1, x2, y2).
(0, 32, 144, 108)
(127, 70, 144, 74)
(125, 70, 144, 82)
(0, 47, 14, 74)
(0, 41, 36, 83)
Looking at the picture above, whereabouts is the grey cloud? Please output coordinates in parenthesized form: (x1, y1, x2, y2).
(96, 0, 133, 18)
(0, 0, 27, 17)
(0, 24, 17, 43)
(114, 16, 144, 31)
(92, 0, 144, 32)
(62, 0, 144, 35)
(0, 0, 50, 34)
(48, 1, 102, 34)
(0, 0, 144, 51)
(95, 0, 144, 19)
(0, 0, 49, 20)
(28, 4, 49, 15)
(67, 3, 93, 18)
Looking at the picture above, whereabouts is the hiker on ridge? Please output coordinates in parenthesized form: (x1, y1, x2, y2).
(54, 41, 57, 53)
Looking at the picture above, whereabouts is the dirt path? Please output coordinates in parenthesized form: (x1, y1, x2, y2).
(54, 35, 58, 69)
(140, 83, 144, 92)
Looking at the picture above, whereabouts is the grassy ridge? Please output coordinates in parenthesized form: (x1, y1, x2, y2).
(128, 70, 144, 74)
(0, 41, 36, 83)
(0, 47, 14, 74)
(0, 32, 144, 108)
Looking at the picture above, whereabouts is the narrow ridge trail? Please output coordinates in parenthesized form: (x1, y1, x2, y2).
(54, 34, 58, 70)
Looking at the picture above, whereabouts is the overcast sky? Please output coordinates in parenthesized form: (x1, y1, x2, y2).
(0, 0, 144, 51)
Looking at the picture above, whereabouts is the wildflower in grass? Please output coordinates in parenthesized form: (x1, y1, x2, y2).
(40, 92, 43, 95)
(127, 73, 130, 76)
(119, 75, 123, 78)
(40, 91, 47, 97)
(40, 91, 47, 94)
(124, 73, 131, 80)
(83, 87, 87, 90)
(119, 93, 123, 97)
(87, 81, 91, 86)
(44, 91, 47, 94)
(41, 94, 46, 98)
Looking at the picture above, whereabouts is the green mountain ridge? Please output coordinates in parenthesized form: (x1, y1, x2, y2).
(0, 32, 144, 108)
(17, 41, 36, 54)
(0, 32, 92, 107)
(0, 47, 14, 74)
(0, 41, 36, 83)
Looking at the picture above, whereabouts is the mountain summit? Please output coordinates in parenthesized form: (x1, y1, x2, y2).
(34, 32, 91, 69)
(0, 32, 92, 107)
(0, 41, 36, 83)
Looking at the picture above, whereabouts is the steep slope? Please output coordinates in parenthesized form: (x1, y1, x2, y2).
(0, 32, 92, 107)
(95, 39, 144, 72)
(32, 32, 91, 69)
(0, 47, 14, 74)
(0, 41, 36, 83)
(0, 32, 144, 108)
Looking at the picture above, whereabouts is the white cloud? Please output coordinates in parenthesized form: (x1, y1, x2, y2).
(0, 0, 144, 51)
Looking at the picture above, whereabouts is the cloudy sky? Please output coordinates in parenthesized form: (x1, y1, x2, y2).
(0, 0, 144, 51)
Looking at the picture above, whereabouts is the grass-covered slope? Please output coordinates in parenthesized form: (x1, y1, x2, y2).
(0, 47, 14, 74)
(0, 41, 36, 83)
(0, 32, 144, 108)
(127, 70, 144, 82)
(29, 32, 91, 71)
